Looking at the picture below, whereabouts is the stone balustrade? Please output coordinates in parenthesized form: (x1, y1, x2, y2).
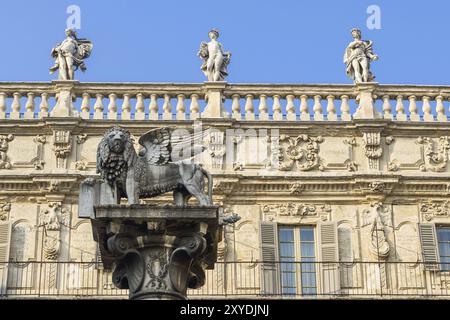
(0, 81, 449, 121)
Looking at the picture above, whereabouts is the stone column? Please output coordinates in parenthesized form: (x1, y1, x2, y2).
(203, 82, 227, 118)
(353, 82, 381, 119)
(52, 80, 79, 117)
(88, 204, 222, 300)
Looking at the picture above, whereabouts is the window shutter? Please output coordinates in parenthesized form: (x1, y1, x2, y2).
(0, 221, 11, 296)
(419, 223, 439, 270)
(260, 222, 280, 295)
(318, 221, 340, 294)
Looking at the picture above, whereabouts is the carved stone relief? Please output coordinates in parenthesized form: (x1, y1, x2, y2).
(362, 132, 382, 170)
(276, 134, 324, 171)
(416, 136, 450, 172)
(38, 202, 71, 260)
(0, 203, 11, 221)
(53, 131, 72, 169)
(360, 202, 392, 260)
(420, 201, 449, 221)
(0, 134, 14, 169)
(262, 203, 331, 222)
(205, 130, 225, 170)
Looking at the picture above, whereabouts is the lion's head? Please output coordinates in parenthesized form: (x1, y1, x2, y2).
(97, 127, 137, 186)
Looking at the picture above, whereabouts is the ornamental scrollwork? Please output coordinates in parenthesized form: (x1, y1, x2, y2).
(277, 134, 324, 171)
(420, 201, 449, 221)
(417, 136, 450, 172)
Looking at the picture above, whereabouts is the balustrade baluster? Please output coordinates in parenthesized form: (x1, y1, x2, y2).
(340, 95, 350, 121)
(396, 95, 406, 121)
(135, 93, 145, 120)
(10, 92, 21, 119)
(176, 94, 186, 120)
(244, 94, 254, 120)
(39, 93, 49, 118)
(300, 95, 309, 121)
(382, 95, 392, 120)
(149, 94, 158, 120)
(313, 95, 323, 120)
(122, 94, 132, 120)
(93, 94, 104, 120)
(162, 94, 172, 120)
(327, 95, 337, 121)
(286, 94, 296, 121)
(436, 95, 446, 121)
(231, 94, 241, 119)
(24, 93, 35, 119)
(80, 93, 91, 119)
(422, 96, 433, 121)
(408, 95, 419, 121)
(190, 94, 200, 120)
(258, 94, 268, 120)
(107, 93, 118, 120)
(0, 93, 6, 119)
(272, 95, 282, 120)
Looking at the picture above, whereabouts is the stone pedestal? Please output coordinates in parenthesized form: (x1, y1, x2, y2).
(353, 82, 381, 119)
(203, 82, 227, 118)
(88, 204, 222, 300)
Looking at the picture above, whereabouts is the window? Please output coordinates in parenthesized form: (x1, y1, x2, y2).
(437, 227, 450, 271)
(279, 226, 317, 295)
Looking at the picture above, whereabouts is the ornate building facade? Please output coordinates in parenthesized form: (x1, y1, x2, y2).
(0, 80, 449, 298)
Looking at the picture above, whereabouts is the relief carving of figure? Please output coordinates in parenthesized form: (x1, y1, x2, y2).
(50, 29, 93, 80)
(0, 134, 14, 169)
(198, 29, 231, 82)
(344, 28, 379, 83)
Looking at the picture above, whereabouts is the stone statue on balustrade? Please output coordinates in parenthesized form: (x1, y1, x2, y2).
(198, 29, 231, 82)
(96, 127, 213, 205)
(50, 28, 93, 80)
(344, 28, 379, 83)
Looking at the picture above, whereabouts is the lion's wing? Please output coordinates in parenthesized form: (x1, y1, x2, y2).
(138, 127, 209, 164)
(138, 127, 172, 165)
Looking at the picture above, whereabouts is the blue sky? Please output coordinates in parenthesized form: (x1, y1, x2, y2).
(0, 0, 448, 84)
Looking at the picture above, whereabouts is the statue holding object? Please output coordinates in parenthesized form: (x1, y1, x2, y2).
(50, 28, 93, 80)
(198, 29, 231, 82)
(344, 28, 379, 83)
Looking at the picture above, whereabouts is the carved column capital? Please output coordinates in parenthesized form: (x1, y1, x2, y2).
(89, 205, 223, 300)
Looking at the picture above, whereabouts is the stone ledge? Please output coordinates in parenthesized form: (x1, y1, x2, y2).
(94, 204, 221, 222)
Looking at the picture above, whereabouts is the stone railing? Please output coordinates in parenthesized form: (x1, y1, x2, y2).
(0, 81, 450, 121)
(2, 261, 450, 298)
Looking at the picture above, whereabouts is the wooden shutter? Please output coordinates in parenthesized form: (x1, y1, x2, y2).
(0, 221, 11, 296)
(419, 223, 439, 270)
(260, 222, 280, 295)
(318, 221, 340, 294)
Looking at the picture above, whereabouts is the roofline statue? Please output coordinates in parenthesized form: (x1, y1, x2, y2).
(50, 28, 93, 80)
(198, 29, 231, 82)
(344, 28, 379, 83)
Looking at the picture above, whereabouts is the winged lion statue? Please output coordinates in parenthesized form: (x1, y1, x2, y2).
(97, 126, 213, 206)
